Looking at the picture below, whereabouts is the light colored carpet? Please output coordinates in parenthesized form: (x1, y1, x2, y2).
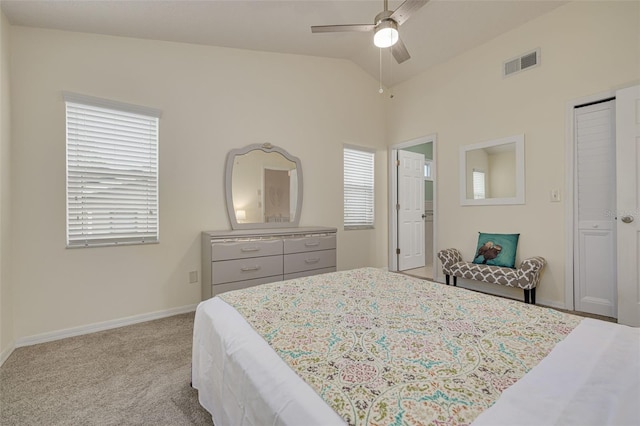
(0, 312, 214, 425)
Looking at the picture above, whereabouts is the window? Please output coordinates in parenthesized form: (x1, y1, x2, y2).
(424, 160, 433, 181)
(344, 145, 375, 229)
(64, 92, 161, 248)
(472, 169, 486, 200)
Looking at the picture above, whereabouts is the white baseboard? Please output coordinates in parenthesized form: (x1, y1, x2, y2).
(0, 341, 16, 367)
(15, 304, 198, 349)
(535, 299, 567, 310)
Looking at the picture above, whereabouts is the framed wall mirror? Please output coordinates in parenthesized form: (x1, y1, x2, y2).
(460, 134, 525, 206)
(225, 143, 303, 229)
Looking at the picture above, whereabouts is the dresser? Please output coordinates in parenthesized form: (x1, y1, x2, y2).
(201, 227, 337, 300)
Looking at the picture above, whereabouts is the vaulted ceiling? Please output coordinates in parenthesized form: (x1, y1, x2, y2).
(1, 0, 566, 86)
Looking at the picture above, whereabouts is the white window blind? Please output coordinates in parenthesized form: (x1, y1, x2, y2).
(472, 169, 486, 200)
(64, 92, 161, 248)
(344, 146, 375, 229)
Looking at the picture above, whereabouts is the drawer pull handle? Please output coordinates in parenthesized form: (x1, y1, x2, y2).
(305, 258, 320, 264)
(304, 241, 320, 247)
(241, 247, 260, 252)
(241, 265, 261, 272)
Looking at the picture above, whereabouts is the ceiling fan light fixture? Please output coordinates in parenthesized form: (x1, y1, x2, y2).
(373, 20, 398, 48)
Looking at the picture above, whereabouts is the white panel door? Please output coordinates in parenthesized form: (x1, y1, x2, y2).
(574, 100, 617, 317)
(398, 150, 425, 271)
(616, 85, 640, 327)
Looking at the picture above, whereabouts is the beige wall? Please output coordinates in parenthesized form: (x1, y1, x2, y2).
(8, 27, 388, 340)
(387, 1, 640, 305)
(5, 0, 638, 347)
(489, 150, 516, 199)
(1, 10, 14, 359)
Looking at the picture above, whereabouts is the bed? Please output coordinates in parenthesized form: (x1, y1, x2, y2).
(191, 267, 639, 425)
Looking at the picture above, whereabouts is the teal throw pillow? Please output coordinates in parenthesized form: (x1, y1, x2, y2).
(473, 232, 520, 268)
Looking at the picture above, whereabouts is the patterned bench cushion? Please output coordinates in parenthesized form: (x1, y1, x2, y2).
(438, 248, 545, 290)
(450, 262, 518, 287)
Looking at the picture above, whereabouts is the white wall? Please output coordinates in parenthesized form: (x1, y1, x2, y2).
(387, 1, 640, 306)
(9, 27, 388, 340)
(0, 10, 14, 361)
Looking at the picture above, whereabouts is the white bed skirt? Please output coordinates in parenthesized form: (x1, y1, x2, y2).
(192, 297, 346, 426)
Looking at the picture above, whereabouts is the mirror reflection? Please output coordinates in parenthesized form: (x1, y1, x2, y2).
(465, 142, 516, 200)
(225, 144, 303, 229)
(460, 135, 525, 206)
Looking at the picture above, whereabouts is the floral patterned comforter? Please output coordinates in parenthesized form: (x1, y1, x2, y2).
(219, 267, 581, 426)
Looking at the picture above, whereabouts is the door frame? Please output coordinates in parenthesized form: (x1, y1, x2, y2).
(564, 90, 615, 311)
(388, 134, 438, 281)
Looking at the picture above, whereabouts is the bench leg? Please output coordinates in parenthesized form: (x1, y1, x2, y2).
(453, 276, 457, 287)
(445, 274, 450, 285)
(524, 288, 536, 304)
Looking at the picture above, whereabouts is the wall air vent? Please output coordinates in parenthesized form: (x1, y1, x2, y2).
(503, 48, 540, 78)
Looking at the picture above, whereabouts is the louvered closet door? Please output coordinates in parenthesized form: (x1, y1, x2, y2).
(574, 99, 617, 317)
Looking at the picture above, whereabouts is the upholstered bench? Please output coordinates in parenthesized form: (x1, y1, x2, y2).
(437, 248, 546, 304)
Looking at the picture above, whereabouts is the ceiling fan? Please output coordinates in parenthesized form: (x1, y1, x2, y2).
(311, 0, 429, 64)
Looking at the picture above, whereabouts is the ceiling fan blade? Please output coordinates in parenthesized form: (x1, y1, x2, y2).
(392, 38, 411, 64)
(391, 0, 429, 26)
(311, 24, 375, 33)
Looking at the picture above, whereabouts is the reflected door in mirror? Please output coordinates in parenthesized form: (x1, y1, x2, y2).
(264, 169, 290, 223)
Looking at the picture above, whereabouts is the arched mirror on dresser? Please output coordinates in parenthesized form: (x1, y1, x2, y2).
(225, 143, 303, 229)
(201, 143, 336, 300)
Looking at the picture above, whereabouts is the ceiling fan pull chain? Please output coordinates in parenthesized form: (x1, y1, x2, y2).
(388, 45, 394, 98)
(379, 47, 384, 94)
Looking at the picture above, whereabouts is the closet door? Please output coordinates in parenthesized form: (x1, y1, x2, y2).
(574, 99, 617, 317)
(616, 85, 640, 326)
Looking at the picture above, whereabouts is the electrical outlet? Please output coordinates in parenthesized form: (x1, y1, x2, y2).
(189, 271, 198, 284)
(550, 189, 561, 202)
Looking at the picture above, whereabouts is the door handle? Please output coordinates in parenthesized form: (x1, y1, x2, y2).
(621, 215, 634, 223)
(240, 265, 261, 272)
(240, 247, 260, 252)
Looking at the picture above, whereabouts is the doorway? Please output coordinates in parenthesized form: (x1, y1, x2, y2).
(389, 135, 437, 281)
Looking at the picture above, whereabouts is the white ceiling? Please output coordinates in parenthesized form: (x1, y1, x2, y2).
(0, 0, 567, 86)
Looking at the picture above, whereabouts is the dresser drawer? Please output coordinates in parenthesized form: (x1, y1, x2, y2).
(211, 239, 283, 261)
(212, 255, 283, 284)
(212, 275, 283, 296)
(284, 235, 336, 254)
(284, 267, 336, 281)
(284, 249, 336, 274)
